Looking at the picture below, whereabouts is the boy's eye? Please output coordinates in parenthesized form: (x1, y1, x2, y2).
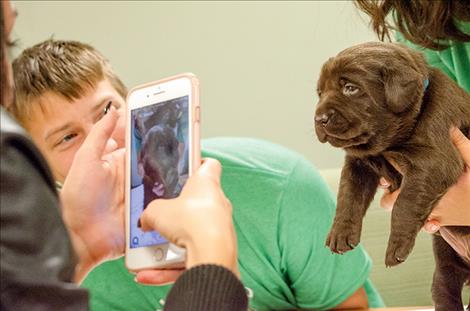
(55, 133, 78, 147)
(63, 133, 77, 142)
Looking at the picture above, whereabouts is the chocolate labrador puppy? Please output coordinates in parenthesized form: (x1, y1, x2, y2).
(314, 42, 470, 310)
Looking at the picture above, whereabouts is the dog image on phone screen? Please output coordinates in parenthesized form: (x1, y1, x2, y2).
(133, 100, 187, 209)
(314, 42, 470, 310)
(140, 124, 180, 207)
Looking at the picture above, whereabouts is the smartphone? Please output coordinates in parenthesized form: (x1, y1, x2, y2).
(125, 73, 200, 272)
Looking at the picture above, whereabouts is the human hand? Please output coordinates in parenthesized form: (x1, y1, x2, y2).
(135, 158, 238, 285)
(380, 127, 470, 233)
(61, 107, 125, 282)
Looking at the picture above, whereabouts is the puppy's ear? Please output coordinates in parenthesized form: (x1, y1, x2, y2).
(382, 64, 425, 114)
(381, 45, 429, 114)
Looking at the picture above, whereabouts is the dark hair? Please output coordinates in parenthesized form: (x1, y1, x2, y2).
(355, 0, 470, 50)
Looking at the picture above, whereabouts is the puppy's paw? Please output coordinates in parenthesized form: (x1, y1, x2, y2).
(385, 234, 415, 267)
(325, 222, 361, 254)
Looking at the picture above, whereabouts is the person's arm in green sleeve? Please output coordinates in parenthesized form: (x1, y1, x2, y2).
(278, 158, 383, 310)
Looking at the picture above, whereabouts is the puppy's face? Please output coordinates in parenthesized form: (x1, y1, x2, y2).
(314, 42, 429, 157)
(141, 126, 180, 199)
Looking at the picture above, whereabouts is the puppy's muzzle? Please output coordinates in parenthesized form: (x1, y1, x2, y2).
(315, 109, 335, 126)
(315, 108, 350, 139)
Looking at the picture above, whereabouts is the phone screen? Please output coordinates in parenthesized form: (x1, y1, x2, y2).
(130, 95, 189, 248)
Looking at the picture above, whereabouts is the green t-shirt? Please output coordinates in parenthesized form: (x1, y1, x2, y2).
(396, 22, 470, 93)
(81, 138, 384, 310)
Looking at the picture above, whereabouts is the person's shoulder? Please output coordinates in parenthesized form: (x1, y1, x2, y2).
(1, 107, 28, 140)
(202, 137, 318, 178)
(1, 108, 56, 189)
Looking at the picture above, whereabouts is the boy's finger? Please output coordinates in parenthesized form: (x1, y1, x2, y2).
(79, 106, 119, 160)
(103, 138, 118, 155)
(450, 127, 470, 165)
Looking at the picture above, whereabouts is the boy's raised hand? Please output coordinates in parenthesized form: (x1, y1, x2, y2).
(61, 106, 125, 282)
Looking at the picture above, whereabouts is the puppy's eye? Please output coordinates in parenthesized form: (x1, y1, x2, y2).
(317, 89, 322, 97)
(342, 83, 359, 96)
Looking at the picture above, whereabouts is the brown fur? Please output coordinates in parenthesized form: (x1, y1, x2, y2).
(314, 42, 470, 310)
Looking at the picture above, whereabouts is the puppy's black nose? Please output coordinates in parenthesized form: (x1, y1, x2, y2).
(315, 110, 335, 126)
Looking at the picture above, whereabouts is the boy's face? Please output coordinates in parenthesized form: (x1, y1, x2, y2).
(24, 78, 126, 183)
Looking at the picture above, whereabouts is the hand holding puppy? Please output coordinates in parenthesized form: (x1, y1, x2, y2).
(380, 127, 470, 233)
(136, 158, 238, 285)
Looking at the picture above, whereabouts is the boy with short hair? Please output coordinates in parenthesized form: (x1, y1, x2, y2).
(12, 39, 127, 184)
(10, 39, 384, 310)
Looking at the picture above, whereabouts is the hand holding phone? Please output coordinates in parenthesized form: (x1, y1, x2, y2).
(136, 159, 238, 285)
(62, 106, 126, 281)
(125, 73, 200, 271)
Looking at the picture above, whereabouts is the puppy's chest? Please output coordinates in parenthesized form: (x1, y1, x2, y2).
(359, 151, 405, 174)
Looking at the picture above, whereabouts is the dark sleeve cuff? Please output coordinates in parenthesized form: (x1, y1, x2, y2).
(164, 264, 248, 311)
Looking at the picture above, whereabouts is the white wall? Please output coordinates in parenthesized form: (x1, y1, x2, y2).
(11, 1, 378, 169)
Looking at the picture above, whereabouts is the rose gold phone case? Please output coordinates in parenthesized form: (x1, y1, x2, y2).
(125, 73, 200, 272)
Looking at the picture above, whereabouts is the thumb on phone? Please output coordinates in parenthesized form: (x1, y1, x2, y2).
(196, 158, 222, 184)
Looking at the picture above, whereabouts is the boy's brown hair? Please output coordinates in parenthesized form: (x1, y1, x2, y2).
(10, 39, 127, 123)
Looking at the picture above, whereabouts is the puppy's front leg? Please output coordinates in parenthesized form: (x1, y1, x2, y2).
(326, 156, 379, 254)
(385, 162, 462, 267)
